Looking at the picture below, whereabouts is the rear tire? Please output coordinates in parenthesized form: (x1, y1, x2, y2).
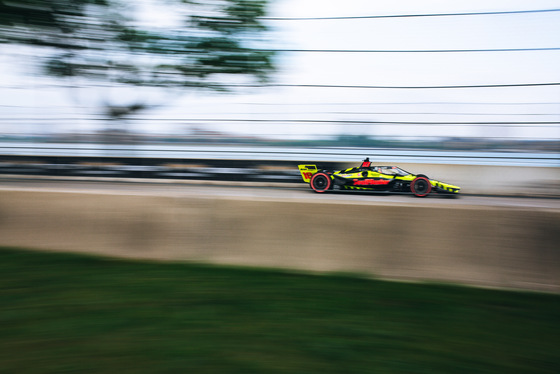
(310, 172, 332, 193)
(410, 177, 432, 197)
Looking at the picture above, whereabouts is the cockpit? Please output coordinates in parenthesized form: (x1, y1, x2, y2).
(354, 159, 411, 176)
(372, 166, 410, 176)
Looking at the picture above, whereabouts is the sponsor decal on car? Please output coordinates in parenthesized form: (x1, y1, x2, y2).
(353, 179, 391, 186)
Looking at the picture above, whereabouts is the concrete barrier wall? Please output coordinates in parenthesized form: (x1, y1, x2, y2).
(1, 190, 558, 292)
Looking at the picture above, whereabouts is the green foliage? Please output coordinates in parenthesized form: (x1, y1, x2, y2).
(1, 247, 559, 373)
(191, 0, 268, 33)
(0, 0, 275, 89)
(0, 0, 108, 34)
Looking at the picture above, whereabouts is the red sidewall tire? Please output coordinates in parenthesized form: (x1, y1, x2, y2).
(310, 172, 332, 193)
(411, 176, 432, 197)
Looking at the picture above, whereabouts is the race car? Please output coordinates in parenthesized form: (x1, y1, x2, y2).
(298, 158, 460, 197)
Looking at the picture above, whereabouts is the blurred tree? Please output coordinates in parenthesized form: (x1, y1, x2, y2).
(0, 0, 275, 134)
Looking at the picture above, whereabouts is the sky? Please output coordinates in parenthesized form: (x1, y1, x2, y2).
(1, 0, 560, 141)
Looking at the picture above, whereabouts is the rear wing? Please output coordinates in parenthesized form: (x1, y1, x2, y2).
(298, 164, 318, 183)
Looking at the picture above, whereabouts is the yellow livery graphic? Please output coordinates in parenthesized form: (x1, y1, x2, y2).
(298, 158, 460, 197)
(298, 164, 318, 183)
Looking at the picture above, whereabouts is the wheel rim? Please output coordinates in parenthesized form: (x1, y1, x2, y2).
(311, 173, 331, 192)
(314, 175, 327, 189)
(411, 177, 431, 197)
(416, 180, 428, 193)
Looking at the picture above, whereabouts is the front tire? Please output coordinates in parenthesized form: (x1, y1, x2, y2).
(410, 177, 432, 197)
(310, 172, 332, 193)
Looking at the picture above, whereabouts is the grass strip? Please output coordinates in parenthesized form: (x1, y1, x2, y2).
(0, 247, 558, 374)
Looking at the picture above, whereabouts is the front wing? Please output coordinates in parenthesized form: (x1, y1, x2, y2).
(430, 180, 461, 194)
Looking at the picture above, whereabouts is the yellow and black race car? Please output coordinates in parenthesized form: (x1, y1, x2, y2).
(298, 158, 460, 197)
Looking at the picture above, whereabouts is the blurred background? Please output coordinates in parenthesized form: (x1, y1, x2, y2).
(1, 3, 559, 372)
(0, 0, 559, 171)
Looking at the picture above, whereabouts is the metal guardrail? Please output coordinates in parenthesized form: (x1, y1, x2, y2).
(1, 142, 559, 165)
(1, 142, 558, 183)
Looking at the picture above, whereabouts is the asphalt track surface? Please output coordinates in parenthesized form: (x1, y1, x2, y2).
(1, 177, 559, 210)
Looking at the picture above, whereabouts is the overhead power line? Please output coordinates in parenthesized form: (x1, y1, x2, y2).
(263, 8, 560, 21)
(242, 101, 560, 106)
(103, 118, 560, 127)
(4, 82, 560, 91)
(233, 82, 560, 89)
(268, 47, 560, 53)
(321, 112, 560, 116)
(2, 118, 559, 126)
